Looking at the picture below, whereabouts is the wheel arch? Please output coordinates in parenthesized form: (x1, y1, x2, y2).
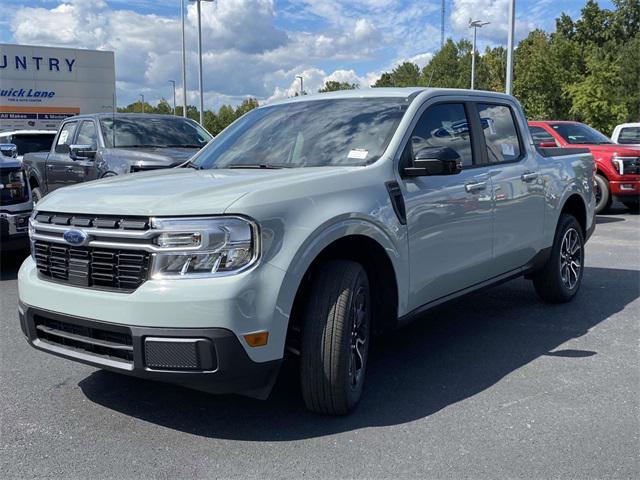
(560, 193, 587, 235)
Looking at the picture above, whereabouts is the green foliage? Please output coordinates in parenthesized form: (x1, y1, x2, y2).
(318, 81, 359, 92)
(372, 0, 639, 132)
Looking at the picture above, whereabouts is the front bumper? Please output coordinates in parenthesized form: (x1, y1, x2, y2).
(609, 179, 640, 199)
(18, 303, 281, 398)
(0, 209, 31, 249)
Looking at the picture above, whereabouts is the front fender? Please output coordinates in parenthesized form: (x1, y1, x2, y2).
(269, 215, 409, 333)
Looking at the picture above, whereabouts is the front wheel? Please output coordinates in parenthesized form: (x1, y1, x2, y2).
(31, 187, 43, 204)
(532, 214, 585, 303)
(594, 174, 611, 214)
(300, 260, 371, 415)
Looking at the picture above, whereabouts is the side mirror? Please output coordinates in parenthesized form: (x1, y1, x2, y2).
(538, 141, 557, 148)
(0, 143, 17, 158)
(404, 146, 463, 177)
(69, 144, 96, 160)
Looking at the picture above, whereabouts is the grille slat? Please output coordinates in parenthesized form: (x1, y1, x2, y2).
(34, 241, 150, 291)
(34, 316, 134, 364)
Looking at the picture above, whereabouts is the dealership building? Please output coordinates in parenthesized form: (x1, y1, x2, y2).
(0, 43, 115, 132)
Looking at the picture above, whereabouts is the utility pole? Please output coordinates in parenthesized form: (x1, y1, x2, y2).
(469, 19, 489, 90)
(139, 94, 145, 113)
(506, 0, 516, 95)
(440, 0, 445, 48)
(168, 80, 176, 115)
(296, 75, 304, 96)
(190, 0, 213, 125)
(180, 0, 187, 117)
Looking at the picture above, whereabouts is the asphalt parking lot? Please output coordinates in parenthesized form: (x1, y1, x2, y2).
(1, 205, 638, 479)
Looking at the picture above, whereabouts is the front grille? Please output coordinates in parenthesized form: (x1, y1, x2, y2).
(34, 212, 149, 230)
(34, 315, 133, 364)
(620, 158, 640, 175)
(34, 241, 150, 291)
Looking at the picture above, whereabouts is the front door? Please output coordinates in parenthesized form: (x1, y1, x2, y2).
(402, 102, 494, 311)
(47, 120, 79, 192)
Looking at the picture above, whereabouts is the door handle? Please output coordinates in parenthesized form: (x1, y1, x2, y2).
(46, 164, 54, 170)
(65, 166, 75, 171)
(521, 171, 539, 182)
(465, 181, 487, 193)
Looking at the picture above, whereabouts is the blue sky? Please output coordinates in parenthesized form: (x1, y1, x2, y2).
(0, 0, 616, 108)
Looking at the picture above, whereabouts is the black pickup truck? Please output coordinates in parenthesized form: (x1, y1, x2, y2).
(22, 113, 212, 202)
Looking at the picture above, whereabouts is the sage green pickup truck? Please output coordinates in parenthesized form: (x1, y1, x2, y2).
(18, 88, 595, 415)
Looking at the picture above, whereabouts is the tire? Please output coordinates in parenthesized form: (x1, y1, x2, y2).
(300, 260, 371, 415)
(622, 201, 639, 213)
(594, 174, 611, 214)
(533, 214, 585, 303)
(31, 187, 43, 204)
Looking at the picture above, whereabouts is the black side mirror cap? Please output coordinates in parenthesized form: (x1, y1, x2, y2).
(69, 144, 97, 160)
(403, 146, 463, 176)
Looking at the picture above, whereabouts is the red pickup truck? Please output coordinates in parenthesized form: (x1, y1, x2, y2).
(529, 121, 640, 213)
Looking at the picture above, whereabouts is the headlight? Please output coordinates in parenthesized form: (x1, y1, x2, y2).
(149, 216, 259, 279)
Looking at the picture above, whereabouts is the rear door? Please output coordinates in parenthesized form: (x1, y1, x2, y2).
(476, 102, 545, 274)
(47, 120, 79, 192)
(401, 100, 494, 310)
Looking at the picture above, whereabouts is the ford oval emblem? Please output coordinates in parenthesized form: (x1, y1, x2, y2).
(63, 229, 87, 246)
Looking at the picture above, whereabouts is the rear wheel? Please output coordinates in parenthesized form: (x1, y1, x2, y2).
(594, 174, 611, 214)
(300, 260, 371, 415)
(532, 214, 585, 303)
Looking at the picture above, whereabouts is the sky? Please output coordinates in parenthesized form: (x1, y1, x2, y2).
(0, 0, 615, 110)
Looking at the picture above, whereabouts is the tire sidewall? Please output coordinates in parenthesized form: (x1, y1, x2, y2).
(594, 174, 610, 214)
(31, 187, 42, 204)
(551, 216, 585, 301)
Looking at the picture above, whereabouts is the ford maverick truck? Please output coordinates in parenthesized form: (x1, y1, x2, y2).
(22, 113, 212, 203)
(18, 89, 595, 415)
(529, 120, 639, 212)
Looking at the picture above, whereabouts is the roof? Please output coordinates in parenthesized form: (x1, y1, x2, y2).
(68, 113, 202, 121)
(0, 130, 57, 136)
(614, 122, 640, 128)
(264, 87, 516, 107)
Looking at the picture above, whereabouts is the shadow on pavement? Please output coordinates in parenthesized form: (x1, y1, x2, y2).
(0, 249, 30, 281)
(596, 216, 625, 225)
(79, 266, 639, 441)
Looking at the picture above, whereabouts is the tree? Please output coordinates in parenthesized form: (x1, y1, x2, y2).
(373, 62, 420, 87)
(318, 81, 358, 92)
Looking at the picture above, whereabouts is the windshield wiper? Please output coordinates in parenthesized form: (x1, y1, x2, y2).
(179, 160, 201, 170)
(225, 163, 292, 169)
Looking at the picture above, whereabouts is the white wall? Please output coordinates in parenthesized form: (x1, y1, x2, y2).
(0, 44, 115, 131)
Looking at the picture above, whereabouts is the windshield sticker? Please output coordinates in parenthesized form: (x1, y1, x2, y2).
(501, 143, 515, 156)
(348, 149, 368, 160)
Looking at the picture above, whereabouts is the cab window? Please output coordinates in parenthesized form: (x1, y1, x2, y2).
(55, 122, 78, 154)
(75, 121, 98, 148)
(478, 104, 522, 163)
(409, 103, 474, 168)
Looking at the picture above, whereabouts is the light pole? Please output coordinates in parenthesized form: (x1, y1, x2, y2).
(190, 0, 213, 126)
(296, 75, 304, 96)
(180, 0, 187, 118)
(168, 80, 176, 115)
(469, 19, 490, 90)
(506, 0, 516, 95)
(139, 94, 145, 113)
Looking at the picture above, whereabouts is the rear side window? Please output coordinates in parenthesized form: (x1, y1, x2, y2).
(410, 103, 474, 167)
(478, 104, 522, 163)
(618, 127, 640, 144)
(55, 122, 77, 153)
(529, 126, 557, 146)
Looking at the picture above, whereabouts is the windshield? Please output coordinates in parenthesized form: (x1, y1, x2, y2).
(550, 123, 612, 145)
(10, 134, 55, 155)
(193, 97, 410, 169)
(100, 117, 211, 148)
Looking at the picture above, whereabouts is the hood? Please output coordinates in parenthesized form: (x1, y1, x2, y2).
(108, 146, 199, 167)
(0, 156, 22, 169)
(36, 166, 356, 216)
